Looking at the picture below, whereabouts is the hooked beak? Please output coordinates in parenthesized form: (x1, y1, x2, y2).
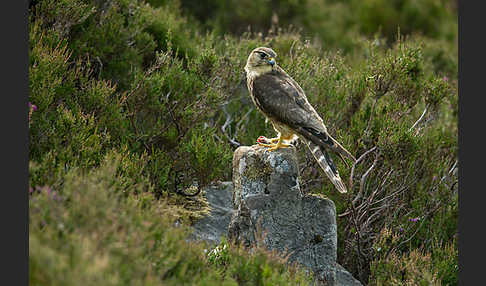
(267, 57, 275, 67)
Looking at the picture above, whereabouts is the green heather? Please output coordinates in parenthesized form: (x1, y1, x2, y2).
(29, 0, 458, 285)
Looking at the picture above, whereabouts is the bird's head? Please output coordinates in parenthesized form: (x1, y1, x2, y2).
(245, 47, 277, 75)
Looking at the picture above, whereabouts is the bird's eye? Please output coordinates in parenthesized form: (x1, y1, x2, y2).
(259, 52, 266, 59)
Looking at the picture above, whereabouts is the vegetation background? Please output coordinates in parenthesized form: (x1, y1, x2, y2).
(29, 0, 458, 285)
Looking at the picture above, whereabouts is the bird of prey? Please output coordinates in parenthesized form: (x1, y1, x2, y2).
(244, 47, 356, 193)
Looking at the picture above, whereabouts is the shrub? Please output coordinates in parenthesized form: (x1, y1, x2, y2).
(207, 238, 313, 286)
(368, 228, 458, 285)
(29, 154, 312, 285)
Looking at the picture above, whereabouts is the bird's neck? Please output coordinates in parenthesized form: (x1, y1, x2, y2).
(245, 64, 274, 79)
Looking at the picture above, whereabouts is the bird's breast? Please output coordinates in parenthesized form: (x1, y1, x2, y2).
(246, 75, 263, 111)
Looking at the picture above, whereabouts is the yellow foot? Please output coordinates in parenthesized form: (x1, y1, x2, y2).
(266, 141, 292, 152)
(256, 136, 292, 151)
(269, 137, 280, 143)
(257, 142, 277, 148)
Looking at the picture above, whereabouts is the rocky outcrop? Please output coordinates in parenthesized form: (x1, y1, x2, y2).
(228, 145, 336, 285)
(336, 264, 363, 286)
(191, 144, 362, 286)
(190, 182, 234, 245)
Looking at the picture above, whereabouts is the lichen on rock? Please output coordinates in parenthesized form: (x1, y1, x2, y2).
(191, 144, 362, 286)
(228, 144, 338, 285)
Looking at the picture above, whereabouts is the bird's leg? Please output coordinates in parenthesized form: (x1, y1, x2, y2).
(257, 134, 294, 150)
(257, 143, 276, 148)
(268, 137, 280, 143)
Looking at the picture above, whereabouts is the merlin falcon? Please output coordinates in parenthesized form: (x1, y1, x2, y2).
(244, 47, 356, 193)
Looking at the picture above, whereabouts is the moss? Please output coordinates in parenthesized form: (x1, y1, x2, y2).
(242, 150, 274, 182)
(308, 192, 330, 201)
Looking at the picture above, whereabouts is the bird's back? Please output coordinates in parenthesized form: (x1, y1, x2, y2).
(250, 66, 327, 133)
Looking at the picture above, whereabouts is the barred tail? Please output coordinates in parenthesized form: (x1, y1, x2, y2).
(305, 140, 348, 193)
(297, 126, 356, 165)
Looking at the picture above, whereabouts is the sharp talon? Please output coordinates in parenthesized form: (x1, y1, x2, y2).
(266, 140, 292, 152)
(257, 142, 276, 148)
(257, 135, 293, 150)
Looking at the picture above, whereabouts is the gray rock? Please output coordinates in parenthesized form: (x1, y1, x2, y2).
(228, 145, 337, 286)
(190, 181, 234, 245)
(190, 145, 362, 286)
(335, 263, 363, 286)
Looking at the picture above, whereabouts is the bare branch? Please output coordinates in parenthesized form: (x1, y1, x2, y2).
(349, 146, 377, 190)
(221, 103, 241, 147)
(353, 153, 379, 205)
(409, 104, 430, 132)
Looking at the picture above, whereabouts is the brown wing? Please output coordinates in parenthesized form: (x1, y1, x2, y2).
(252, 68, 356, 163)
(252, 68, 320, 130)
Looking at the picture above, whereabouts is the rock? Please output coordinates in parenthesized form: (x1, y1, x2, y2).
(228, 145, 337, 286)
(190, 145, 362, 286)
(190, 182, 234, 245)
(335, 263, 363, 286)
